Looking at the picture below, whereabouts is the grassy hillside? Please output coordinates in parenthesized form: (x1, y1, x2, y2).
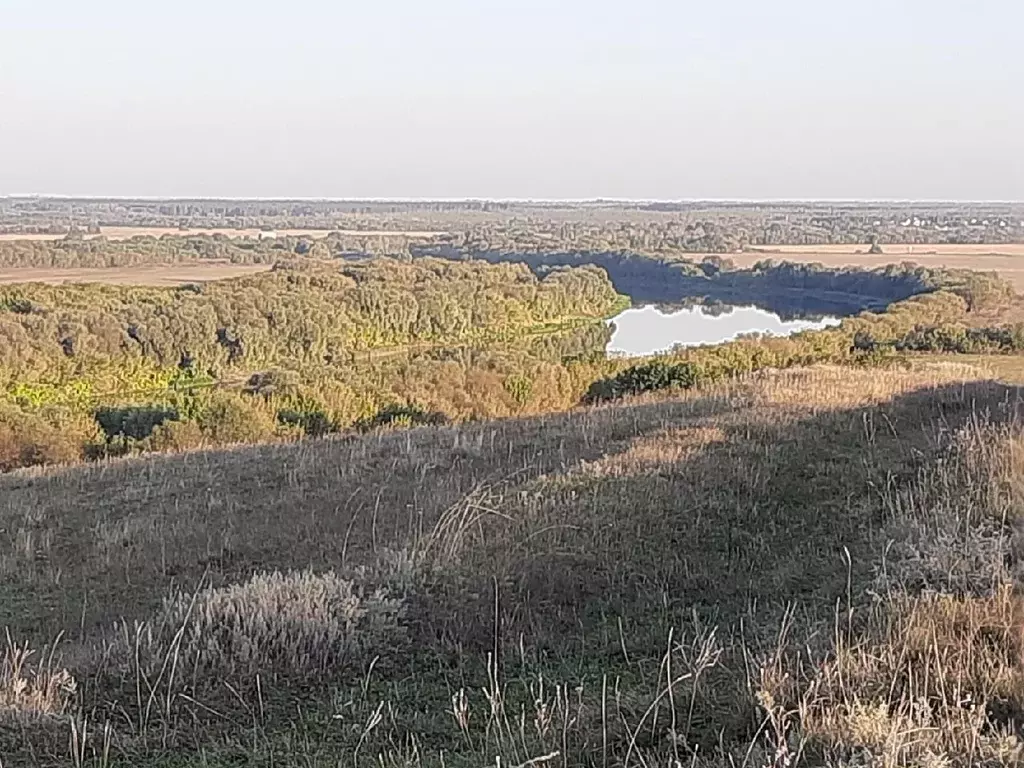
(4, 361, 1024, 766)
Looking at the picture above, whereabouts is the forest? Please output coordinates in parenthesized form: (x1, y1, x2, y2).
(463, 250, 948, 317)
(0, 258, 624, 468)
(0, 258, 621, 375)
(0, 231, 415, 266)
(3, 231, 1010, 320)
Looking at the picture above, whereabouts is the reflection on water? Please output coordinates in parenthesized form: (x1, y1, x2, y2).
(608, 305, 841, 357)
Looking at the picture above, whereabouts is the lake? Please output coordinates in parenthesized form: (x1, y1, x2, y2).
(607, 305, 841, 357)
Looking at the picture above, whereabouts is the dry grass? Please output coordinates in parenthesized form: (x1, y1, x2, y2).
(761, 417, 1024, 766)
(95, 570, 405, 687)
(0, 633, 76, 723)
(740, 243, 1024, 257)
(746, 244, 1024, 257)
(918, 354, 1024, 386)
(3, 361, 1024, 765)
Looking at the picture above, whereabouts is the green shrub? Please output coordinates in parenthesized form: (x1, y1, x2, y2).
(892, 324, 1023, 355)
(95, 405, 179, 442)
(586, 360, 702, 402)
(503, 374, 533, 408)
(277, 406, 336, 437)
(357, 403, 447, 431)
(275, 392, 339, 437)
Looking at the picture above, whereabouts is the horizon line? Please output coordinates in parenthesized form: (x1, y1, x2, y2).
(3, 194, 1024, 205)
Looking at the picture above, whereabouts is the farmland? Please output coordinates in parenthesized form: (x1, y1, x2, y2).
(734, 243, 1024, 290)
(0, 263, 271, 286)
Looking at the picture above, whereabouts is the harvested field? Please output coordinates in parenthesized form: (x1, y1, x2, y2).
(0, 226, 447, 242)
(747, 243, 1024, 256)
(733, 242, 1024, 290)
(0, 263, 272, 286)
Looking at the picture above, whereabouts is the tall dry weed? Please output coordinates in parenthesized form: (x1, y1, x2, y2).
(774, 409, 1024, 766)
(0, 631, 76, 723)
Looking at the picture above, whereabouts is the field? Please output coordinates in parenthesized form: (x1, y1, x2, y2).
(5, 361, 1024, 766)
(0, 226, 447, 242)
(0, 263, 272, 286)
(734, 243, 1024, 290)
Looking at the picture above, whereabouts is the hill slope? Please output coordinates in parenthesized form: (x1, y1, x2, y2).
(3, 363, 1024, 766)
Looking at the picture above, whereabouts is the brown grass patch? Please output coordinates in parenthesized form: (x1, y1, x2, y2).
(746, 243, 1024, 257)
(95, 570, 405, 686)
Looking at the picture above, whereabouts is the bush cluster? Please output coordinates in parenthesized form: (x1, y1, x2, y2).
(586, 360, 700, 401)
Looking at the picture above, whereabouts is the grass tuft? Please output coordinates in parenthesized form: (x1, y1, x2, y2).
(99, 569, 406, 688)
(0, 631, 76, 723)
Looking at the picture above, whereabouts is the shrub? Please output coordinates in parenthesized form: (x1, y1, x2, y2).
(95, 405, 179, 442)
(146, 420, 205, 453)
(894, 324, 1022, 355)
(586, 360, 702, 402)
(198, 393, 278, 444)
(275, 392, 339, 437)
(245, 369, 301, 398)
(357, 403, 447, 431)
(0, 408, 84, 471)
(277, 406, 336, 437)
(503, 374, 533, 408)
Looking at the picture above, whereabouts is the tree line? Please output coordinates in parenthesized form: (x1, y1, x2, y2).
(0, 258, 621, 378)
(433, 249, 1013, 319)
(4, 198, 1021, 247)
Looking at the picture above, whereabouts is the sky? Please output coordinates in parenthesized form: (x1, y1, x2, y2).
(1, 0, 1021, 200)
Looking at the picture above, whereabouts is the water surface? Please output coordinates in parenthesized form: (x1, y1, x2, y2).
(608, 305, 840, 357)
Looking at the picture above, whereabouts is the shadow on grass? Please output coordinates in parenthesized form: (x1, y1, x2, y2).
(411, 377, 1024, 752)
(0, 390, 740, 641)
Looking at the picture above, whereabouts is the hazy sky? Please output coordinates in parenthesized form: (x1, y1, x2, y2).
(1, 0, 1021, 200)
